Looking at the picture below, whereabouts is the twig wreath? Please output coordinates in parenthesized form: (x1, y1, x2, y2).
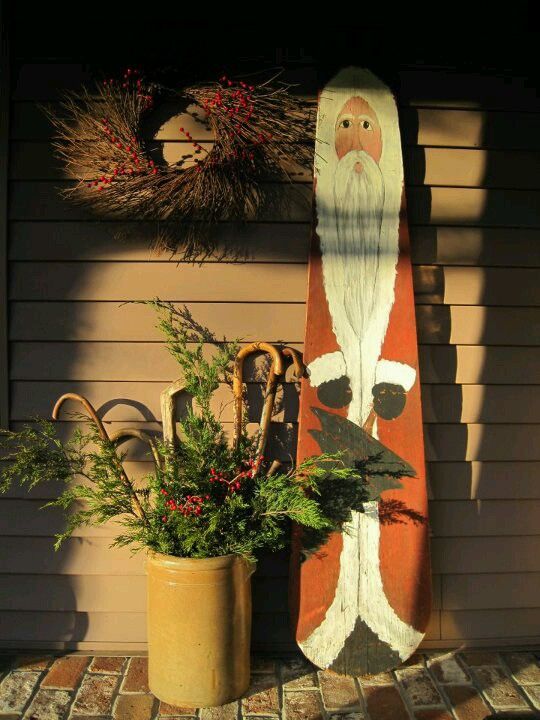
(47, 69, 315, 257)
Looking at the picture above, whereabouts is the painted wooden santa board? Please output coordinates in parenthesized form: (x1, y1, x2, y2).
(289, 67, 431, 676)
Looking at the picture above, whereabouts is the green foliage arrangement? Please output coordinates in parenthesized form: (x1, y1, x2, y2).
(0, 302, 368, 561)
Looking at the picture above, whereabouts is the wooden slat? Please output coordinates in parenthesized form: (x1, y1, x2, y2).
(440, 609, 540, 640)
(10, 380, 301, 423)
(428, 462, 540, 500)
(12, 142, 540, 191)
(422, 385, 540, 423)
(411, 226, 540, 267)
(419, 346, 540, 384)
(428, 500, 540, 537)
(400, 108, 540, 150)
(425, 424, 540, 462)
(408, 187, 540, 228)
(417, 306, 540, 346)
(10, 302, 306, 342)
(9, 261, 307, 302)
(399, 69, 540, 111)
(8, 181, 313, 222)
(8, 221, 311, 262)
(414, 266, 540, 306)
(431, 537, 540, 574)
(11, 262, 540, 306)
(442, 573, 540, 610)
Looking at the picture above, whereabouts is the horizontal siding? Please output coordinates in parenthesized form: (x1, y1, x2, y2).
(3, 62, 540, 652)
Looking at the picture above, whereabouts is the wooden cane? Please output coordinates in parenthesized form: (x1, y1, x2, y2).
(52, 393, 147, 522)
(233, 342, 284, 451)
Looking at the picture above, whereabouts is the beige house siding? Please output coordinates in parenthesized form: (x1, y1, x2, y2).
(1, 62, 539, 651)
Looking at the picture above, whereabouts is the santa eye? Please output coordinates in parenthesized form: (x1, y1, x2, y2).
(340, 119, 351, 129)
(362, 120, 372, 130)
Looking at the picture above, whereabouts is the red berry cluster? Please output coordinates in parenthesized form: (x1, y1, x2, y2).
(178, 125, 207, 173)
(160, 488, 210, 522)
(102, 68, 153, 109)
(201, 76, 272, 163)
(209, 467, 242, 493)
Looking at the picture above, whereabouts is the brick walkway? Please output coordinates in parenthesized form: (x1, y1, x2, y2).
(1, 650, 539, 719)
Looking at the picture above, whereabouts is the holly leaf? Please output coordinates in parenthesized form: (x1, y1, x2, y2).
(308, 407, 416, 500)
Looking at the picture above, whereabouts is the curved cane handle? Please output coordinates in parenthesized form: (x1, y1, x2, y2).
(233, 342, 284, 450)
(109, 427, 163, 471)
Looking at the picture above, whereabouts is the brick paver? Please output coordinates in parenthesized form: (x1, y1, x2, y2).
(0, 650, 539, 719)
(281, 656, 318, 690)
(13, 654, 52, 671)
(473, 665, 529, 708)
(460, 651, 501, 667)
(114, 692, 155, 719)
(72, 672, 119, 715)
(159, 699, 198, 715)
(415, 710, 454, 720)
(89, 655, 127, 674)
(524, 684, 540, 709)
(318, 669, 361, 711)
(199, 701, 238, 719)
(362, 684, 410, 720)
(121, 656, 150, 693)
(396, 667, 444, 707)
(284, 690, 324, 720)
(0, 671, 41, 713)
(24, 688, 72, 719)
(428, 652, 470, 684)
(444, 685, 491, 720)
(41, 655, 88, 689)
(503, 652, 540, 685)
(242, 673, 280, 715)
(358, 671, 394, 686)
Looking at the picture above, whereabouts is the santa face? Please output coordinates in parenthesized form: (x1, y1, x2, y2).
(335, 97, 383, 166)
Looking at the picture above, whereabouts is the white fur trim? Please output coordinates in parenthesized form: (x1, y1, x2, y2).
(375, 360, 416, 391)
(307, 351, 346, 387)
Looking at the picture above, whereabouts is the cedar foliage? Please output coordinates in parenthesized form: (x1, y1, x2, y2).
(0, 301, 369, 561)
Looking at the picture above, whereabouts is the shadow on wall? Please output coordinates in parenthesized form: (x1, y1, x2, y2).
(401, 67, 540, 647)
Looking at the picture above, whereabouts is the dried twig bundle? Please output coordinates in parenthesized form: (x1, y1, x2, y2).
(46, 69, 315, 258)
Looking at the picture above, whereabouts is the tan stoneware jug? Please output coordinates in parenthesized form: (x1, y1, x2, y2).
(146, 551, 255, 708)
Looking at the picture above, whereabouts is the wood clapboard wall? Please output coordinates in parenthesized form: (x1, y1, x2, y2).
(1, 62, 540, 652)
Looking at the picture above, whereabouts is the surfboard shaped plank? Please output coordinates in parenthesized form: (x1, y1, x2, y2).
(290, 67, 431, 676)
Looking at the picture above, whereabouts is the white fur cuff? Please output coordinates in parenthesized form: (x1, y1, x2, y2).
(307, 351, 347, 387)
(375, 359, 416, 391)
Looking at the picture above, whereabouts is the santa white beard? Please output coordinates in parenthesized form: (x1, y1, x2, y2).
(320, 149, 390, 426)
